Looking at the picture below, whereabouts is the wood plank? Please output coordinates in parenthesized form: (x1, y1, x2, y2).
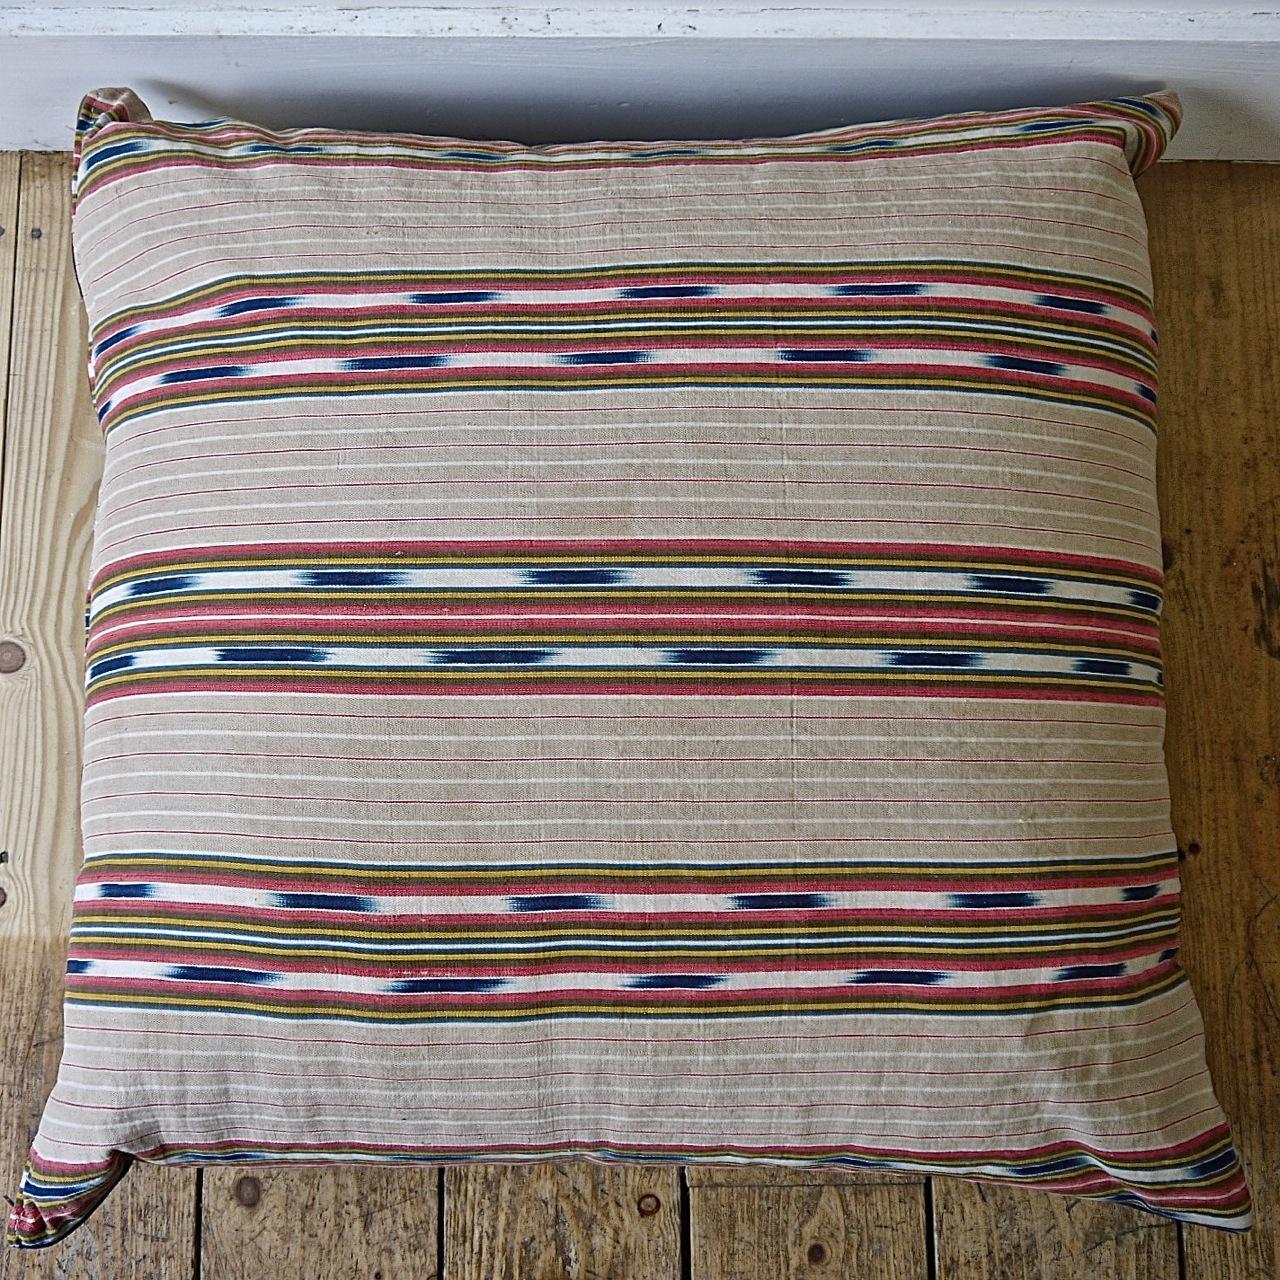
(201, 1167, 440, 1279)
(445, 1163, 680, 1280)
(1141, 160, 1280, 1280)
(928, 161, 1279, 1280)
(687, 1167, 927, 1279)
(0, 152, 197, 1279)
(931, 1180, 1178, 1280)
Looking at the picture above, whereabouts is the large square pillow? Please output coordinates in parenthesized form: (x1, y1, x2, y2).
(8, 86, 1252, 1247)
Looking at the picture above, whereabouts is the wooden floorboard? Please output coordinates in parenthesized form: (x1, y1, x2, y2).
(1142, 161, 1280, 1280)
(0, 155, 1274, 1278)
(686, 1167, 928, 1279)
(444, 1164, 681, 1279)
(201, 1165, 441, 1280)
(0, 155, 198, 1279)
(931, 1179, 1180, 1280)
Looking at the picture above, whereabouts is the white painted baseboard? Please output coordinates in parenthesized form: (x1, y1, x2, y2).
(2, 3, 1278, 158)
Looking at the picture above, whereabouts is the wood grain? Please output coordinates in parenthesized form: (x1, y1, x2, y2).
(201, 1167, 440, 1280)
(0, 153, 197, 1280)
(1141, 160, 1280, 1280)
(687, 1167, 926, 1280)
(444, 1163, 680, 1280)
(931, 1179, 1178, 1280)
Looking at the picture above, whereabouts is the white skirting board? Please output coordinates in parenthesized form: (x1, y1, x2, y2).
(1, 4, 1279, 158)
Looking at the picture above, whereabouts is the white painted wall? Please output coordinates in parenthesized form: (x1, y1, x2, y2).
(1, 3, 1278, 158)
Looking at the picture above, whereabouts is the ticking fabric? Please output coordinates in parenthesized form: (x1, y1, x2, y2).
(9, 87, 1251, 1246)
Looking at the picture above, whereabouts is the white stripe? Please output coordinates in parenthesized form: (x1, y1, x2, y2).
(67, 924, 1172, 957)
(88, 560, 1156, 617)
(65, 948, 1172, 996)
(97, 309, 1154, 369)
(99, 343, 1155, 415)
(86, 641, 1164, 683)
(83, 613, 1163, 656)
(70, 875, 1180, 914)
(69, 922, 1168, 954)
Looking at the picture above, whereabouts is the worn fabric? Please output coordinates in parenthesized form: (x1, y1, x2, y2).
(8, 86, 1252, 1246)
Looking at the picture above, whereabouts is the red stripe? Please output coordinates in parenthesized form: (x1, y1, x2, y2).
(95, 295, 1157, 372)
(105, 277, 1154, 319)
(91, 536, 1165, 587)
(65, 941, 1176, 977)
(100, 330, 1153, 389)
(84, 676, 1166, 707)
(72, 862, 1174, 896)
(84, 609, 1162, 659)
(100, 366, 1156, 436)
(68, 962, 1180, 1006)
(70, 894, 1178, 929)
(82, 705, 1164, 724)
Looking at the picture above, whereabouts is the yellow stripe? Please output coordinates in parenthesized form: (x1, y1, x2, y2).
(88, 258, 1155, 334)
(63, 970, 1185, 1018)
(69, 914, 1174, 940)
(86, 668, 1162, 697)
(86, 591, 1162, 632)
(65, 936, 1176, 963)
(79, 854, 1173, 879)
(92, 553, 1162, 592)
(86, 629, 1160, 657)
(101, 374, 1157, 434)
(97, 305, 1157, 341)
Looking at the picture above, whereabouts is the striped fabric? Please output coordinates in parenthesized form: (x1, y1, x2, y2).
(8, 86, 1251, 1247)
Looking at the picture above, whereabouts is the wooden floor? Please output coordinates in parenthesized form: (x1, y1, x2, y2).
(0, 154, 1274, 1280)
